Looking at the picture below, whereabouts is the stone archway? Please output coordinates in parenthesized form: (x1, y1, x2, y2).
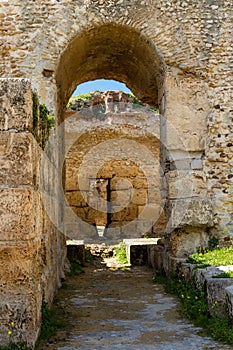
(1, 0, 232, 346)
(56, 23, 165, 113)
(55, 24, 167, 246)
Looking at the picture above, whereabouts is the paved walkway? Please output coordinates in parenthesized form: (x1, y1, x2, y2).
(38, 258, 232, 350)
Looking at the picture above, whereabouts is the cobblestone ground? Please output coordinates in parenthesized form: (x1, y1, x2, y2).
(38, 257, 232, 350)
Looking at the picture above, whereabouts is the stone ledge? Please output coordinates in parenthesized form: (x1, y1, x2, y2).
(178, 262, 233, 318)
(151, 247, 233, 319)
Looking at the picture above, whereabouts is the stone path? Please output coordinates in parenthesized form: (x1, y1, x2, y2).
(38, 257, 232, 350)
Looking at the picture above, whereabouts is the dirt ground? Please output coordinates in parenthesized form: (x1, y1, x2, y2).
(37, 250, 232, 350)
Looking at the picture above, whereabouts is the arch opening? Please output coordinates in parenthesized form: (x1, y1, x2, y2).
(57, 23, 167, 244)
(56, 23, 166, 113)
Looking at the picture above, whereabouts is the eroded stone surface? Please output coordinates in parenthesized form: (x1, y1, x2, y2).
(37, 260, 232, 350)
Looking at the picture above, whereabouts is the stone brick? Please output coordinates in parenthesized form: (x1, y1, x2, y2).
(131, 189, 148, 205)
(167, 170, 207, 199)
(170, 199, 214, 229)
(66, 190, 87, 207)
(0, 79, 33, 131)
(111, 206, 138, 222)
(0, 132, 36, 186)
(0, 189, 37, 241)
(110, 190, 131, 206)
(170, 228, 209, 258)
(110, 176, 133, 191)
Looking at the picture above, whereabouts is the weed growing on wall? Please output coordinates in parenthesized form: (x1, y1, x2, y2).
(32, 93, 55, 148)
(39, 301, 65, 341)
(0, 342, 31, 350)
(153, 272, 233, 344)
(0, 322, 32, 350)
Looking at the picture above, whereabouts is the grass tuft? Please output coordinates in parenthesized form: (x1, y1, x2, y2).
(187, 247, 233, 266)
(153, 271, 233, 344)
(115, 243, 128, 264)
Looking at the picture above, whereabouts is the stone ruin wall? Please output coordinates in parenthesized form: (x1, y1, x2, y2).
(0, 79, 66, 346)
(0, 0, 232, 243)
(65, 92, 165, 243)
(0, 0, 232, 346)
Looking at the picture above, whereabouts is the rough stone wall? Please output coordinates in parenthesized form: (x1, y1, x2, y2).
(0, 0, 233, 344)
(65, 104, 165, 243)
(0, 79, 66, 346)
(0, 1, 232, 244)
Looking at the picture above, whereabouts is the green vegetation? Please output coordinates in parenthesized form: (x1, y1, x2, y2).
(70, 92, 97, 101)
(68, 259, 84, 277)
(115, 243, 128, 264)
(67, 91, 160, 113)
(39, 103, 55, 129)
(39, 301, 65, 341)
(153, 272, 233, 344)
(85, 247, 93, 262)
(0, 322, 32, 350)
(32, 93, 55, 148)
(187, 247, 233, 267)
(213, 271, 233, 278)
(0, 342, 31, 350)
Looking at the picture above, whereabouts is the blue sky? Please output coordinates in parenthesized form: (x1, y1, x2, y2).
(73, 79, 131, 95)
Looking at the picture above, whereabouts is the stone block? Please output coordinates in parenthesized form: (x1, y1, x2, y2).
(66, 190, 87, 207)
(170, 228, 209, 258)
(131, 189, 148, 205)
(207, 278, 233, 317)
(0, 241, 41, 289)
(110, 176, 133, 190)
(225, 285, 233, 319)
(0, 293, 41, 347)
(138, 203, 162, 222)
(113, 164, 139, 177)
(0, 132, 36, 186)
(0, 79, 33, 131)
(65, 166, 80, 190)
(170, 198, 214, 228)
(141, 165, 160, 177)
(65, 221, 98, 242)
(131, 176, 148, 189)
(167, 170, 207, 199)
(191, 158, 203, 170)
(111, 206, 138, 221)
(147, 189, 161, 204)
(110, 189, 131, 206)
(0, 189, 37, 241)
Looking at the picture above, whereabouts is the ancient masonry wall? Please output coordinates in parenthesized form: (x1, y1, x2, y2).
(65, 105, 166, 243)
(0, 0, 232, 346)
(0, 79, 66, 346)
(0, 0, 232, 242)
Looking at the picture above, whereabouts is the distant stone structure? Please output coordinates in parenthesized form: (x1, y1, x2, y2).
(0, 0, 232, 346)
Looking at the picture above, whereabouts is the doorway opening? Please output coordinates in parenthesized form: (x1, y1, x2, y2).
(57, 23, 166, 245)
